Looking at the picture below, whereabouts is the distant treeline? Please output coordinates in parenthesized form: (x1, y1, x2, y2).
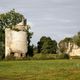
(0, 9, 80, 60)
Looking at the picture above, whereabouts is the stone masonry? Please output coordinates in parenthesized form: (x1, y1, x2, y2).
(5, 19, 28, 58)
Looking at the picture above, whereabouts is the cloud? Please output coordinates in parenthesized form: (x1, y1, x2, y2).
(0, 0, 80, 45)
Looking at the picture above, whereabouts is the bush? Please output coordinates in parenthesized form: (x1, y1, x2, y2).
(5, 55, 16, 60)
(0, 47, 5, 60)
(31, 53, 70, 60)
(32, 54, 53, 60)
(70, 56, 80, 59)
(56, 53, 70, 59)
(4, 53, 70, 60)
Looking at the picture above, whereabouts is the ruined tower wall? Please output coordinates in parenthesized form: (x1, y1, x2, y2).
(10, 30, 27, 54)
(5, 28, 12, 57)
(66, 43, 80, 57)
(5, 19, 28, 58)
(5, 28, 28, 58)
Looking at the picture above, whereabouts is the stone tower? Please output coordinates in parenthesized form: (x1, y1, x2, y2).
(5, 19, 28, 58)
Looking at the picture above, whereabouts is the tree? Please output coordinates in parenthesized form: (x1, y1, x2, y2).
(37, 36, 47, 53)
(26, 25, 33, 57)
(0, 9, 24, 30)
(73, 32, 80, 47)
(37, 36, 57, 54)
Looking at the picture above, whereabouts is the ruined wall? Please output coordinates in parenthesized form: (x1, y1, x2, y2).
(5, 28, 12, 57)
(5, 20, 28, 58)
(66, 43, 80, 57)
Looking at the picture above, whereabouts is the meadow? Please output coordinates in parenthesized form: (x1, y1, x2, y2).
(0, 60, 80, 80)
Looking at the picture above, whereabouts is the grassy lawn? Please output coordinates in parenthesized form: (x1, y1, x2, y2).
(0, 60, 80, 80)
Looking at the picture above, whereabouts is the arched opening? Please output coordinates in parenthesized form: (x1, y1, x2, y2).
(10, 52, 14, 57)
(21, 53, 23, 57)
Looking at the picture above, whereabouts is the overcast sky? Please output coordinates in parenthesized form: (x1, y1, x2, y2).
(0, 0, 80, 45)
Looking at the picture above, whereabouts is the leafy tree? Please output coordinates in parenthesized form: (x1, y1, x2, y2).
(37, 36, 47, 53)
(26, 25, 33, 56)
(73, 32, 80, 47)
(37, 36, 57, 54)
(0, 9, 24, 30)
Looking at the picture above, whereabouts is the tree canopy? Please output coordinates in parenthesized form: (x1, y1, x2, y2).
(37, 36, 57, 54)
(0, 9, 24, 30)
(73, 32, 80, 47)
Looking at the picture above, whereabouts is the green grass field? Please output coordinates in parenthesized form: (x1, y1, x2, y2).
(0, 60, 80, 80)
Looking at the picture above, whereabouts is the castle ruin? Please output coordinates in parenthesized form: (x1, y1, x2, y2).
(67, 42, 80, 57)
(5, 19, 28, 58)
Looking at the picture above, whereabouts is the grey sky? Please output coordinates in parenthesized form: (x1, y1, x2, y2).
(0, 0, 80, 45)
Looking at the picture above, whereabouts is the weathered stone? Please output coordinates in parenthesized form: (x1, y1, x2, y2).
(66, 42, 80, 57)
(5, 19, 28, 58)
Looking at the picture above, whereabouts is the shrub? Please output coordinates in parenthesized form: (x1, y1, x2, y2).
(56, 53, 70, 59)
(32, 53, 70, 60)
(5, 55, 16, 60)
(4, 53, 70, 60)
(70, 56, 80, 59)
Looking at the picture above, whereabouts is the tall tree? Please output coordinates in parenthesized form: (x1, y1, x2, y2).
(73, 32, 80, 47)
(26, 25, 33, 56)
(37, 36, 57, 54)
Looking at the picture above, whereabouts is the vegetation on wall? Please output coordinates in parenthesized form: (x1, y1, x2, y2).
(0, 9, 24, 30)
(73, 32, 80, 47)
(0, 9, 24, 59)
(0, 9, 33, 59)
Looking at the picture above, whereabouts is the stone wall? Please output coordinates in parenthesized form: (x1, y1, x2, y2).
(66, 42, 80, 57)
(5, 20, 28, 58)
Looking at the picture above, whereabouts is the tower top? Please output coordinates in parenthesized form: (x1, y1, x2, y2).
(15, 18, 27, 31)
(17, 18, 27, 26)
